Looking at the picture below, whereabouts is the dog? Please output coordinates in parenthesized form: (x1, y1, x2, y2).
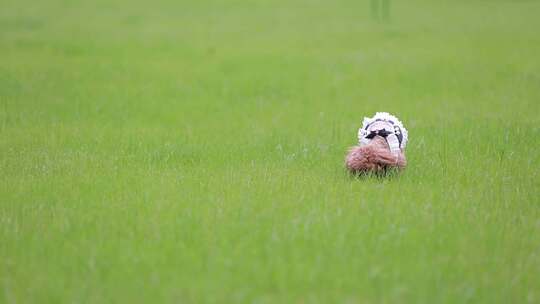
(345, 112, 408, 174)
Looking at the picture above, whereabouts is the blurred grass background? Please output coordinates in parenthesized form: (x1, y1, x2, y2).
(1, 0, 540, 303)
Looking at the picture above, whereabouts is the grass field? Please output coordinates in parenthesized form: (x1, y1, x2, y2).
(1, 0, 540, 303)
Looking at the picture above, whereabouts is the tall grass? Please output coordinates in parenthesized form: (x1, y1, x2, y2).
(1, 0, 539, 302)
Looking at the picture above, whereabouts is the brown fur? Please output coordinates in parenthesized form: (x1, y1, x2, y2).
(345, 136, 406, 174)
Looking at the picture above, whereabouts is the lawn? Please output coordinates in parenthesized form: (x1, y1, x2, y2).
(1, 0, 539, 303)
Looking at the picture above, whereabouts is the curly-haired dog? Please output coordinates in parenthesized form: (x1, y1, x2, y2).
(346, 112, 408, 174)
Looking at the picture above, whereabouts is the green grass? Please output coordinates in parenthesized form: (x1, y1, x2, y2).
(1, 0, 540, 302)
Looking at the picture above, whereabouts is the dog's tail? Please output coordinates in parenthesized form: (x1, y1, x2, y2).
(345, 137, 406, 174)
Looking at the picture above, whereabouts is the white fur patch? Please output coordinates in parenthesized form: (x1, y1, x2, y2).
(358, 112, 408, 150)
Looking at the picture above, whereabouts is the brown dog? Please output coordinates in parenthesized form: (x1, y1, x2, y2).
(345, 112, 408, 175)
